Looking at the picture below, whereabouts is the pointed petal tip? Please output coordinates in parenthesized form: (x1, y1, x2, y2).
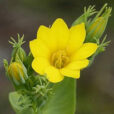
(52, 18, 67, 28)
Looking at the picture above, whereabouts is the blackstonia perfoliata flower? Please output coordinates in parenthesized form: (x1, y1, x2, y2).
(30, 18, 98, 83)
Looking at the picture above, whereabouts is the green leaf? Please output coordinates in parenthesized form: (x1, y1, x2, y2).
(42, 78, 76, 114)
(16, 109, 34, 114)
(9, 92, 34, 114)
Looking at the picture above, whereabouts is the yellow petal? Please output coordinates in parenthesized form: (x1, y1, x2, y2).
(37, 25, 58, 52)
(67, 23, 86, 54)
(60, 68, 80, 78)
(45, 66, 64, 83)
(32, 57, 50, 75)
(51, 18, 69, 49)
(29, 39, 50, 58)
(37, 25, 50, 39)
(66, 59, 89, 70)
(72, 43, 98, 60)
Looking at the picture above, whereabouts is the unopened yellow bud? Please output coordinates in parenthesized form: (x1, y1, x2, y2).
(8, 62, 28, 85)
(87, 17, 106, 41)
(89, 17, 104, 33)
(86, 5, 111, 42)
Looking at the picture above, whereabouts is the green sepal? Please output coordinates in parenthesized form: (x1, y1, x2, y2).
(9, 34, 26, 63)
(3, 59, 8, 71)
(72, 5, 96, 26)
(88, 35, 110, 66)
(18, 69, 26, 84)
(3, 59, 9, 78)
(24, 52, 34, 76)
(15, 55, 28, 80)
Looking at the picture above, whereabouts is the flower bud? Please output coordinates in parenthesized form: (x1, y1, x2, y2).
(87, 17, 107, 42)
(8, 62, 28, 85)
(12, 47, 26, 62)
(9, 34, 26, 62)
(86, 6, 111, 42)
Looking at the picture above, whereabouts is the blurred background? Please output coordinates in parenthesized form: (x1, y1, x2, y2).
(0, 0, 114, 114)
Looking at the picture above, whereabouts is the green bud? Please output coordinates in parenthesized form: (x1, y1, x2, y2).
(9, 34, 26, 62)
(87, 16, 108, 42)
(86, 4, 112, 42)
(72, 4, 111, 43)
(8, 62, 28, 85)
(12, 47, 26, 62)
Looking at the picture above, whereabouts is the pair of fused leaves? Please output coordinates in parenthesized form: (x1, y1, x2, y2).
(9, 92, 34, 114)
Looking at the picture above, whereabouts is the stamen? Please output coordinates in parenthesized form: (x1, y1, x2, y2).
(51, 50, 69, 69)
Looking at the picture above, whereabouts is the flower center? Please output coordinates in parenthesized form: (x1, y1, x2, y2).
(51, 50, 70, 69)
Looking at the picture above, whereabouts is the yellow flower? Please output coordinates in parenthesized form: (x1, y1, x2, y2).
(30, 18, 98, 83)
